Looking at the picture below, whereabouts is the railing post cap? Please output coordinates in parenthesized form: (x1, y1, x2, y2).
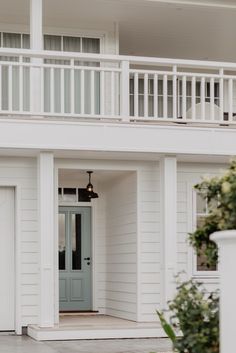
(211, 230, 236, 244)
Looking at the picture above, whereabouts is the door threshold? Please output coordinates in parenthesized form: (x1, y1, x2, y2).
(60, 311, 99, 316)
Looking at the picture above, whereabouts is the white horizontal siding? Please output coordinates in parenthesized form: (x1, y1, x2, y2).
(138, 164, 160, 322)
(0, 158, 38, 326)
(103, 172, 137, 321)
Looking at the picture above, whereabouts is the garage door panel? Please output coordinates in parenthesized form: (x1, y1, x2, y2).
(0, 188, 15, 331)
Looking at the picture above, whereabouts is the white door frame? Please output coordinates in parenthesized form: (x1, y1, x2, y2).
(0, 183, 21, 334)
(54, 166, 96, 323)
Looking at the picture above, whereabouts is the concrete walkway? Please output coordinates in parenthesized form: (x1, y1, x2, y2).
(0, 334, 172, 353)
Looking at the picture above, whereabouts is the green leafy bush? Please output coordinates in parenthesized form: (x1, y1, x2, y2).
(189, 160, 236, 267)
(157, 280, 219, 353)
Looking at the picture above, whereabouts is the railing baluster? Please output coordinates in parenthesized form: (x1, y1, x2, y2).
(228, 78, 233, 122)
(191, 76, 196, 121)
(70, 60, 75, 115)
(154, 73, 158, 118)
(19, 57, 23, 112)
(8, 65, 13, 112)
(220, 69, 224, 121)
(60, 68, 65, 114)
(50, 67, 54, 114)
(172, 66, 177, 119)
(201, 77, 205, 120)
(80, 69, 85, 115)
(100, 70, 105, 116)
(29, 65, 33, 113)
(40, 66, 44, 114)
(144, 73, 148, 118)
(90, 70, 95, 116)
(210, 77, 215, 120)
(134, 72, 139, 118)
(0, 65, 2, 111)
(182, 76, 187, 120)
(163, 74, 168, 119)
(111, 71, 115, 116)
(177, 78, 181, 118)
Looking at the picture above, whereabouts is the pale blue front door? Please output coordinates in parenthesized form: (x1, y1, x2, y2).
(59, 207, 92, 311)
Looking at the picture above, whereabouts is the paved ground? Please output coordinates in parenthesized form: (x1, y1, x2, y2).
(0, 334, 172, 353)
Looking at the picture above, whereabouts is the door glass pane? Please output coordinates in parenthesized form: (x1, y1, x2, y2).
(72, 214, 82, 270)
(58, 213, 66, 270)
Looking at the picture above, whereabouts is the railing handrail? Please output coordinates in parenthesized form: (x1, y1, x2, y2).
(1, 47, 236, 71)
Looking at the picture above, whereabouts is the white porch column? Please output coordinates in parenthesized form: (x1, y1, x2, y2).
(38, 152, 55, 327)
(211, 230, 236, 353)
(160, 156, 177, 307)
(30, 0, 43, 114)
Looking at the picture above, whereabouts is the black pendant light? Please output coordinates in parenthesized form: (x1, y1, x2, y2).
(86, 171, 99, 199)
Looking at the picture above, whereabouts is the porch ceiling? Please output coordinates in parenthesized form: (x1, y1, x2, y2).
(44, 0, 236, 61)
(58, 168, 130, 185)
(1, 0, 236, 62)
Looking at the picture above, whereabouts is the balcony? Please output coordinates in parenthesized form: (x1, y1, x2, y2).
(1, 48, 236, 127)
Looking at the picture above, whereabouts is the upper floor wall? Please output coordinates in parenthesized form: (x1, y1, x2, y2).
(1, 0, 236, 61)
(1, 0, 236, 145)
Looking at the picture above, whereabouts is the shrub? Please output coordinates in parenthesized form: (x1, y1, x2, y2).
(157, 280, 219, 353)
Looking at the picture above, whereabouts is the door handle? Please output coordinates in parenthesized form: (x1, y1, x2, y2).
(84, 257, 90, 261)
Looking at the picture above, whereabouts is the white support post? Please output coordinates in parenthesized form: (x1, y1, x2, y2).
(160, 156, 177, 308)
(30, 0, 43, 114)
(120, 60, 130, 121)
(211, 230, 236, 353)
(38, 152, 55, 327)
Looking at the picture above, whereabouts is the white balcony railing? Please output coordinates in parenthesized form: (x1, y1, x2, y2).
(1, 48, 236, 125)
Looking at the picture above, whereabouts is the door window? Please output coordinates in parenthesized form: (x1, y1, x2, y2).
(58, 213, 66, 270)
(71, 213, 82, 270)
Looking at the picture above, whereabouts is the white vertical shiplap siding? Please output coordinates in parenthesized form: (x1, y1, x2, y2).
(95, 186, 107, 314)
(177, 162, 227, 292)
(138, 163, 161, 322)
(0, 158, 38, 326)
(103, 172, 137, 321)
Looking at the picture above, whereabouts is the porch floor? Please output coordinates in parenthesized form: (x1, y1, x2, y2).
(27, 315, 164, 341)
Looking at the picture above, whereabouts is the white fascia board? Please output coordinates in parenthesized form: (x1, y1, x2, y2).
(115, 0, 236, 10)
(0, 119, 236, 156)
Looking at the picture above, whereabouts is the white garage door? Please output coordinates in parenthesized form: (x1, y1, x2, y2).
(0, 188, 15, 331)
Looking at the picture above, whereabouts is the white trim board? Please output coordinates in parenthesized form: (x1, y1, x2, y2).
(120, 0, 236, 10)
(1, 119, 236, 156)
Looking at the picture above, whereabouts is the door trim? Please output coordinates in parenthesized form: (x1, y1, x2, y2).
(54, 167, 98, 324)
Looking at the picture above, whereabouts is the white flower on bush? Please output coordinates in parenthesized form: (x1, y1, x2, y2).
(221, 181, 231, 193)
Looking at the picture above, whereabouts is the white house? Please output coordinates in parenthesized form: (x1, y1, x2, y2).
(0, 0, 235, 341)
